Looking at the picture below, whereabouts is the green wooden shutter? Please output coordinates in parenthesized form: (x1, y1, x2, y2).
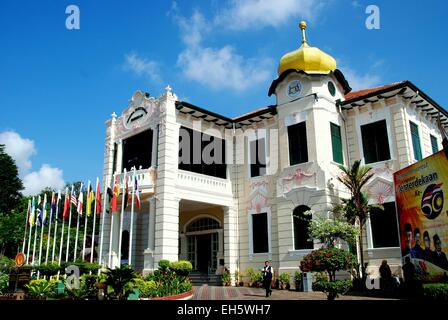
(410, 122, 422, 160)
(430, 135, 438, 154)
(330, 123, 343, 164)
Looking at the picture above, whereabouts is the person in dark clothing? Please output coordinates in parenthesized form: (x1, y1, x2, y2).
(432, 234, 448, 271)
(412, 228, 424, 259)
(402, 223, 417, 258)
(423, 231, 434, 263)
(379, 260, 392, 291)
(402, 256, 415, 283)
(262, 261, 273, 297)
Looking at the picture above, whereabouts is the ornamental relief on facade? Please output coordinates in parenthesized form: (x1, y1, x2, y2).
(115, 90, 165, 140)
(247, 177, 273, 213)
(277, 162, 317, 196)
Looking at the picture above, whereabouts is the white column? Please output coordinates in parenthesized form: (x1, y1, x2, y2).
(179, 233, 188, 261)
(224, 206, 238, 285)
(143, 197, 156, 273)
(154, 197, 180, 264)
(366, 213, 374, 249)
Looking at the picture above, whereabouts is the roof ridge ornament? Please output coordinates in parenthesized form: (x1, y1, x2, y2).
(299, 20, 309, 47)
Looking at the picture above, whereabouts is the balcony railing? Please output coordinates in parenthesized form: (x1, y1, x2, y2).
(177, 170, 231, 195)
(115, 167, 156, 193)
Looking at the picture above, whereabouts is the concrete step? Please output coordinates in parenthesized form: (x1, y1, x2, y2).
(189, 272, 222, 286)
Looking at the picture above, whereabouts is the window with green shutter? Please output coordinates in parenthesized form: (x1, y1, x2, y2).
(330, 123, 343, 164)
(410, 121, 422, 160)
(430, 135, 438, 154)
(361, 120, 391, 164)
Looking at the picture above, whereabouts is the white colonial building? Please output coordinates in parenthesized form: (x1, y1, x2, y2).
(100, 22, 448, 283)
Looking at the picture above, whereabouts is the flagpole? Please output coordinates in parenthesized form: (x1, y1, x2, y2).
(22, 199, 31, 254)
(66, 185, 75, 262)
(37, 194, 47, 278)
(82, 180, 91, 262)
(31, 196, 40, 267)
(129, 168, 136, 266)
(45, 192, 55, 264)
(118, 169, 127, 267)
(58, 188, 69, 279)
(99, 182, 107, 268)
(91, 178, 99, 263)
(51, 191, 61, 262)
(74, 183, 83, 261)
(26, 197, 35, 265)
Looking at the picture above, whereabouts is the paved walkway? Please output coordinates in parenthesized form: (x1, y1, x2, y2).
(192, 285, 397, 300)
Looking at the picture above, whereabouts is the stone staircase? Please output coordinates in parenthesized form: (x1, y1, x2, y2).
(189, 271, 222, 286)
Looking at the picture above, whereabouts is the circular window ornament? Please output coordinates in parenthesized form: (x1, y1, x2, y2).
(286, 80, 302, 98)
(328, 81, 336, 97)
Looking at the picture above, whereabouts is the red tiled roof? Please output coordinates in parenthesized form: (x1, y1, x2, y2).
(344, 81, 406, 102)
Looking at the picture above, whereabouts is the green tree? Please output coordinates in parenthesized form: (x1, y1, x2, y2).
(0, 144, 24, 214)
(0, 197, 28, 256)
(337, 160, 383, 280)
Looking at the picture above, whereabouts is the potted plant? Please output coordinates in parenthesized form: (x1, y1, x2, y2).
(294, 271, 303, 291)
(279, 273, 290, 290)
(96, 273, 108, 290)
(221, 268, 230, 286)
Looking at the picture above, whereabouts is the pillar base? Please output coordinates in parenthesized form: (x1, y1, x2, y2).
(143, 248, 155, 275)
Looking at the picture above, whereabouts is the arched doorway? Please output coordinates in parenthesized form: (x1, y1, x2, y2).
(185, 217, 221, 273)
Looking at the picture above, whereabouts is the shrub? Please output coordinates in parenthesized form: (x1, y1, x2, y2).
(25, 279, 55, 298)
(0, 272, 9, 294)
(103, 266, 137, 300)
(300, 247, 356, 281)
(134, 278, 158, 298)
(169, 260, 192, 277)
(0, 256, 14, 273)
(158, 260, 170, 271)
(35, 262, 60, 277)
(313, 279, 352, 300)
(423, 283, 448, 300)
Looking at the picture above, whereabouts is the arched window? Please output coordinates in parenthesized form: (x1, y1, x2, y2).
(293, 206, 313, 250)
(186, 217, 220, 232)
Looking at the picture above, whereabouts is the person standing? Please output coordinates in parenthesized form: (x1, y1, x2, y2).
(262, 261, 273, 297)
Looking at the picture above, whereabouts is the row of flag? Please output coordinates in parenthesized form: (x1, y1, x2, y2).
(26, 174, 141, 227)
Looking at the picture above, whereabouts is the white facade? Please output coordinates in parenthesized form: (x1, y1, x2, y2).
(100, 63, 447, 285)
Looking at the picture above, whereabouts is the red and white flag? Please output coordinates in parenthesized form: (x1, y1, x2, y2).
(77, 189, 83, 216)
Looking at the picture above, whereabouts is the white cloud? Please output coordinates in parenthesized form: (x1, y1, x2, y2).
(0, 131, 36, 175)
(341, 66, 382, 91)
(175, 9, 273, 91)
(22, 164, 65, 196)
(124, 53, 162, 84)
(178, 45, 272, 91)
(0, 130, 65, 195)
(215, 0, 321, 30)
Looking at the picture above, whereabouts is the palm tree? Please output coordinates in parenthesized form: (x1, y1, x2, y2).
(337, 160, 383, 280)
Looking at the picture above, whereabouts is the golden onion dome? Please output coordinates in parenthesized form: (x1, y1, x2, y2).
(278, 21, 337, 76)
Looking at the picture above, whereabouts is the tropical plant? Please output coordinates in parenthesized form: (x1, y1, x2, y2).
(103, 266, 137, 300)
(0, 145, 23, 215)
(0, 271, 9, 294)
(0, 256, 14, 273)
(294, 271, 302, 291)
(25, 279, 55, 299)
(279, 273, 290, 289)
(337, 160, 383, 279)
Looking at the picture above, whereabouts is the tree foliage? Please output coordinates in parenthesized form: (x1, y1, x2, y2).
(0, 144, 23, 214)
(309, 218, 359, 247)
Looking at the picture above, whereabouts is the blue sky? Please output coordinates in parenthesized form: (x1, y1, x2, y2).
(0, 0, 447, 195)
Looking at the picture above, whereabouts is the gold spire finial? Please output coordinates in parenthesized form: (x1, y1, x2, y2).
(299, 20, 308, 47)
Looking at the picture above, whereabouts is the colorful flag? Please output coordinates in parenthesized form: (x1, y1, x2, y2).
(41, 194, 48, 225)
(28, 197, 35, 226)
(36, 196, 42, 227)
(134, 176, 141, 209)
(50, 192, 56, 221)
(63, 188, 70, 221)
(106, 187, 113, 214)
(95, 179, 102, 214)
(56, 190, 61, 221)
(111, 176, 119, 213)
(71, 193, 77, 206)
(123, 175, 130, 208)
(86, 182, 94, 217)
(77, 188, 84, 216)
